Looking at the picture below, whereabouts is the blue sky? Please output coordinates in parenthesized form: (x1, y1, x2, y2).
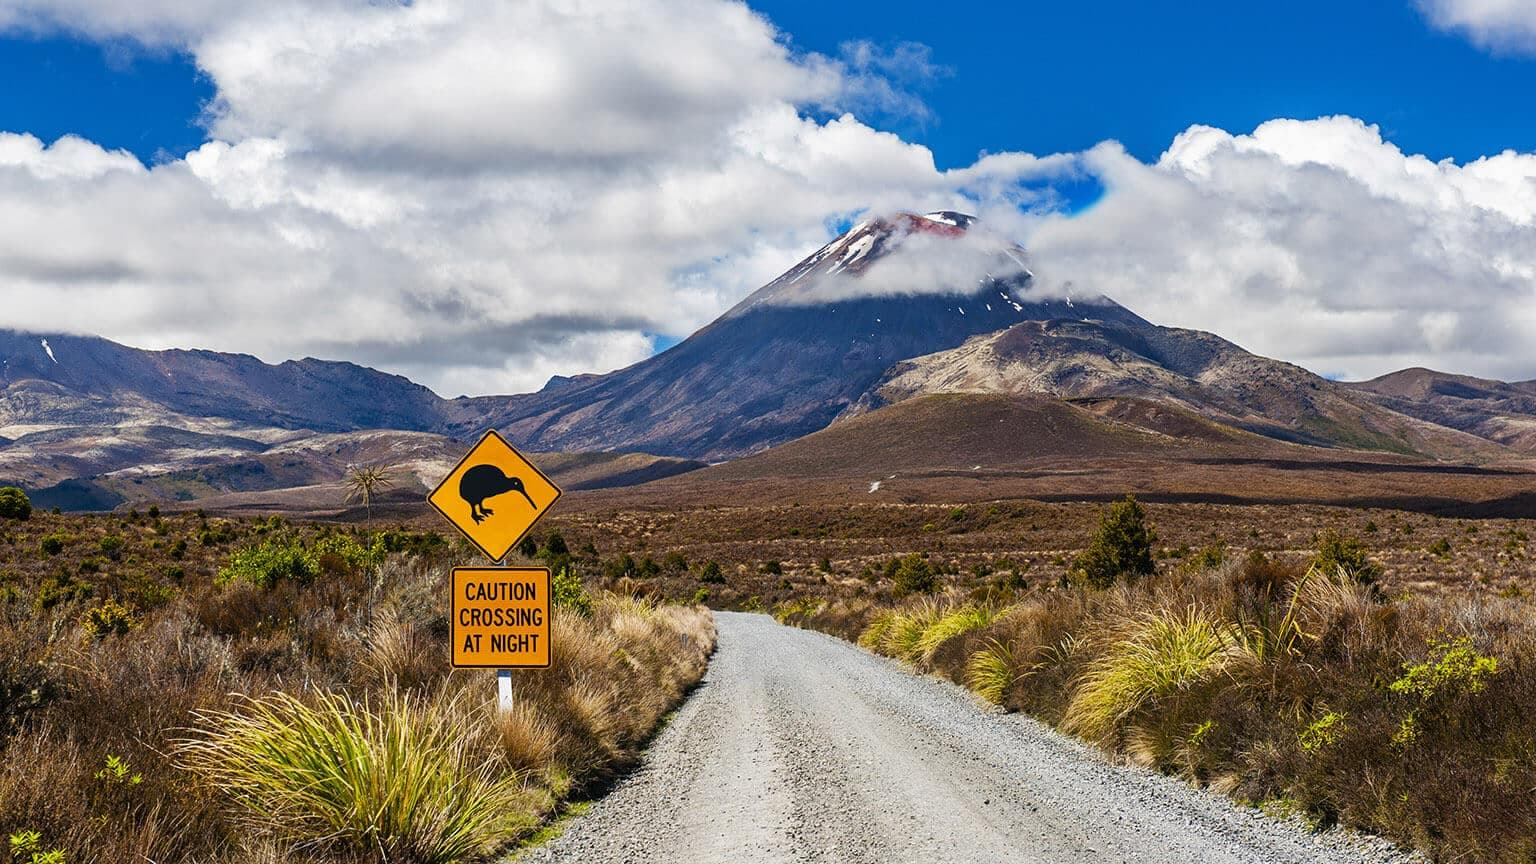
(6, 2, 1532, 170)
(2, 0, 1535, 394)
(764, 0, 1536, 167)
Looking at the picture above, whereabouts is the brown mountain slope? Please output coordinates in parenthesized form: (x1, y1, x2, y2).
(1345, 368, 1536, 453)
(576, 393, 1536, 516)
(860, 319, 1507, 461)
(693, 392, 1199, 479)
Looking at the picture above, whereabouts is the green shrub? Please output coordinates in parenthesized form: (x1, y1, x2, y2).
(891, 553, 937, 598)
(1072, 495, 1156, 589)
(697, 560, 725, 584)
(0, 487, 31, 521)
(97, 534, 125, 560)
(1188, 542, 1226, 570)
(1389, 636, 1498, 747)
(603, 553, 636, 580)
(311, 533, 384, 573)
(93, 753, 142, 786)
(551, 568, 592, 617)
(8, 830, 65, 864)
(1310, 529, 1380, 585)
(79, 598, 136, 639)
(1299, 710, 1347, 753)
(177, 691, 531, 864)
(37, 534, 66, 556)
(33, 575, 89, 611)
(217, 542, 317, 589)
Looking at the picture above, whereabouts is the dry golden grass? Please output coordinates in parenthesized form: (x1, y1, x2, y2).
(0, 515, 714, 864)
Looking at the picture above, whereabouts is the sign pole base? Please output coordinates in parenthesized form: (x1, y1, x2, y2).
(497, 669, 513, 714)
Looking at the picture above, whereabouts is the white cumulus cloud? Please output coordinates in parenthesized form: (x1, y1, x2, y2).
(1417, 0, 1536, 54)
(0, 0, 1045, 397)
(1023, 116, 1536, 382)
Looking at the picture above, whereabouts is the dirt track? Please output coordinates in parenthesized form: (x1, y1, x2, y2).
(521, 611, 1414, 863)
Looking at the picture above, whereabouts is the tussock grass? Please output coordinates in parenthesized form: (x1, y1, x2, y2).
(879, 601, 945, 663)
(966, 639, 1018, 705)
(916, 604, 999, 665)
(177, 690, 535, 864)
(857, 609, 898, 651)
(1063, 606, 1247, 758)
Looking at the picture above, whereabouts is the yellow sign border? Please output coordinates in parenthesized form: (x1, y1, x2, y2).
(427, 429, 563, 563)
(449, 566, 553, 669)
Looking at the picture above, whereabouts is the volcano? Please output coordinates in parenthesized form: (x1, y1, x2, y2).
(451, 212, 1148, 460)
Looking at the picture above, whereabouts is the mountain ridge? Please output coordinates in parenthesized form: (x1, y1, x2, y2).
(4, 212, 1536, 510)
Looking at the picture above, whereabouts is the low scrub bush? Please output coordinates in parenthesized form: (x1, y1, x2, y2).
(1310, 529, 1381, 585)
(217, 541, 317, 589)
(552, 567, 593, 617)
(78, 598, 136, 639)
(891, 553, 938, 597)
(0, 487, 31, 521)
(1072, 495, 1155, 589)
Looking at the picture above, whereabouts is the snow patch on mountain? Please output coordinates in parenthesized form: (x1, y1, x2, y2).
(729, 212, 1044, 313)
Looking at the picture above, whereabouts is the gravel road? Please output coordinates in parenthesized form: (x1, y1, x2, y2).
(521, 611, 1415, 864)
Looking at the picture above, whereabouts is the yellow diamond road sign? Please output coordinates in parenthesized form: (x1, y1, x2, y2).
(428, 430, 562, 563)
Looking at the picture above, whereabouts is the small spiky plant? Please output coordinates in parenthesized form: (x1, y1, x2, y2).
(344, 465, 395, 524)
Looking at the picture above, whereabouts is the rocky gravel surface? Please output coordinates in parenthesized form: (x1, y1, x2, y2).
(520, 611, 1418, 863)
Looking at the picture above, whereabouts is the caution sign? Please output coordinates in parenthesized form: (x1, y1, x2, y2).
(428, 430, 562, 563)
(451, 567, 552, 668)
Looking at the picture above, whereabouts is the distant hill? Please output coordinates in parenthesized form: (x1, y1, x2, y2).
(0, 330, 445, 433)
(863, 319, 1506, 460)
(588, 392, 1534, 516)
(1345, 368, 1536, 453)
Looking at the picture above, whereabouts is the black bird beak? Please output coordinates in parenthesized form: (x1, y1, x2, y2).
(518, 488, 536, 508)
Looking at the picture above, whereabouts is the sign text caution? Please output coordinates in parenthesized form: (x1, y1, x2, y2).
(451, 567, 552, 668)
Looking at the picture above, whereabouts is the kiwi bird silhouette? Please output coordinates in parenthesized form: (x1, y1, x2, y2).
(459, 465, 536, 524)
